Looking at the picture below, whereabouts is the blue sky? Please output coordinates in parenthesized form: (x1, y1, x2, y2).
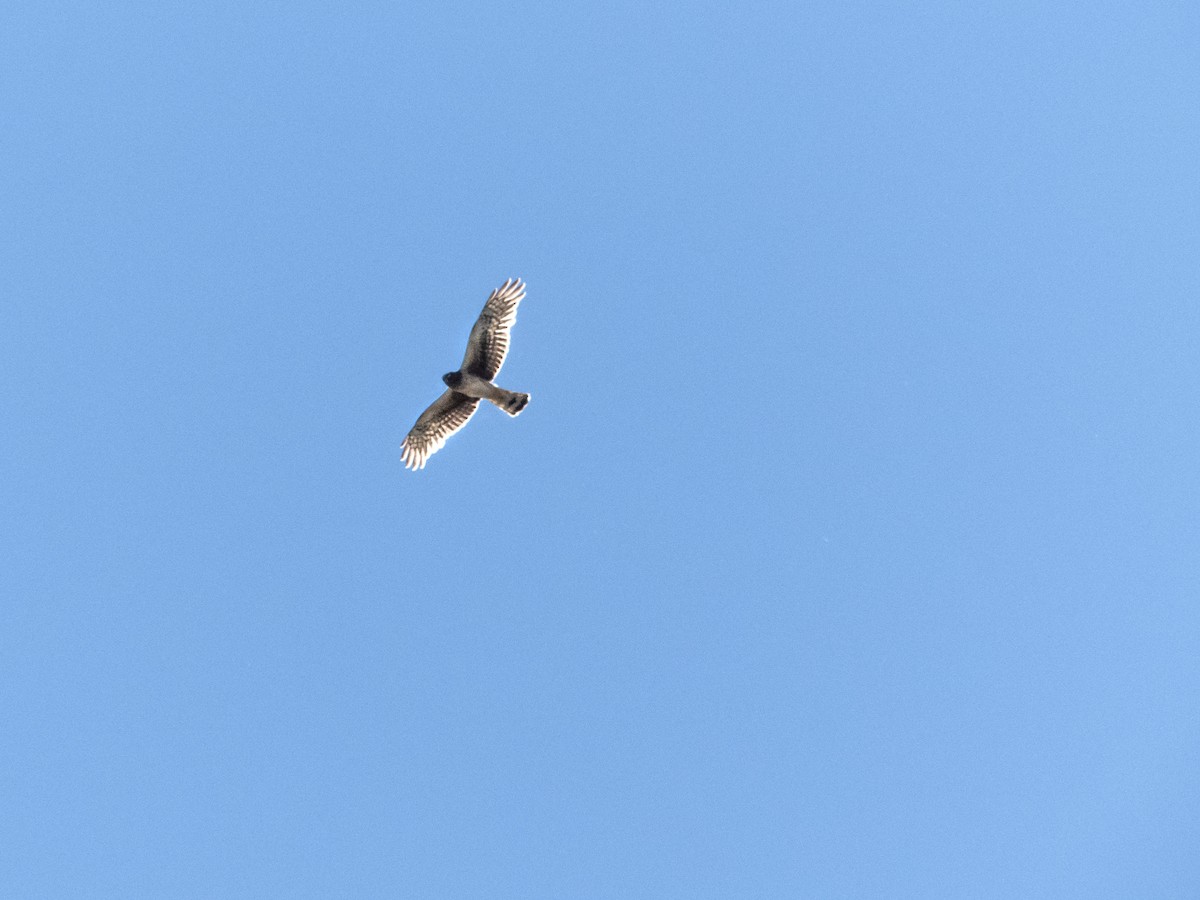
(3, 1, 1199, 897)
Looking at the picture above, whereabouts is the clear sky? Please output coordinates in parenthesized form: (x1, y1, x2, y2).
(3, 1, 1199, 897)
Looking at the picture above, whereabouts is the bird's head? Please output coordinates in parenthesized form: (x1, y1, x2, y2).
(442, 371, 463, 388)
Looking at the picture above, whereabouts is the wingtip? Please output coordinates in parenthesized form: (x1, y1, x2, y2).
(401, 443, 423, 470)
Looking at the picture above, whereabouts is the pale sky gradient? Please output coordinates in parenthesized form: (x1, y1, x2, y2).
(3, 1, 1199, 897)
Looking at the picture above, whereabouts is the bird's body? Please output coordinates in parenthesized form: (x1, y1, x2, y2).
(442, 370, 530, 414)
(401, 278, 530, 470)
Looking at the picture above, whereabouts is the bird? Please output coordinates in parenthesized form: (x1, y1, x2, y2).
(401, 278, 531, 470)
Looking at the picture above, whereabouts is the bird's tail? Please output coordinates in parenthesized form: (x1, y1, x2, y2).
(491, 390, 530, 416)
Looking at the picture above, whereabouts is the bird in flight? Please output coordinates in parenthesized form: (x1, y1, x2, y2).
(401, 278, 531, 470)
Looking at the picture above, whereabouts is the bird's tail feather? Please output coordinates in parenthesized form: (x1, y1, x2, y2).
(491, 391, 530, 416)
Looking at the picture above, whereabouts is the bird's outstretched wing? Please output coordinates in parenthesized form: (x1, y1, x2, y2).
(401, 390, 480, 470)
(461, 278, 526, 381)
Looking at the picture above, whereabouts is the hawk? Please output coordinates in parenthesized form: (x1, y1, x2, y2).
(401, 278, 531, 470)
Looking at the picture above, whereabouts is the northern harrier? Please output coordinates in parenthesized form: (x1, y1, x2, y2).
(401, 278, 530, 470)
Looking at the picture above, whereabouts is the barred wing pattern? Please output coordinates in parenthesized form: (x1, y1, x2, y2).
(401, 390, 480, 470)
(461, 278, 526, 381)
